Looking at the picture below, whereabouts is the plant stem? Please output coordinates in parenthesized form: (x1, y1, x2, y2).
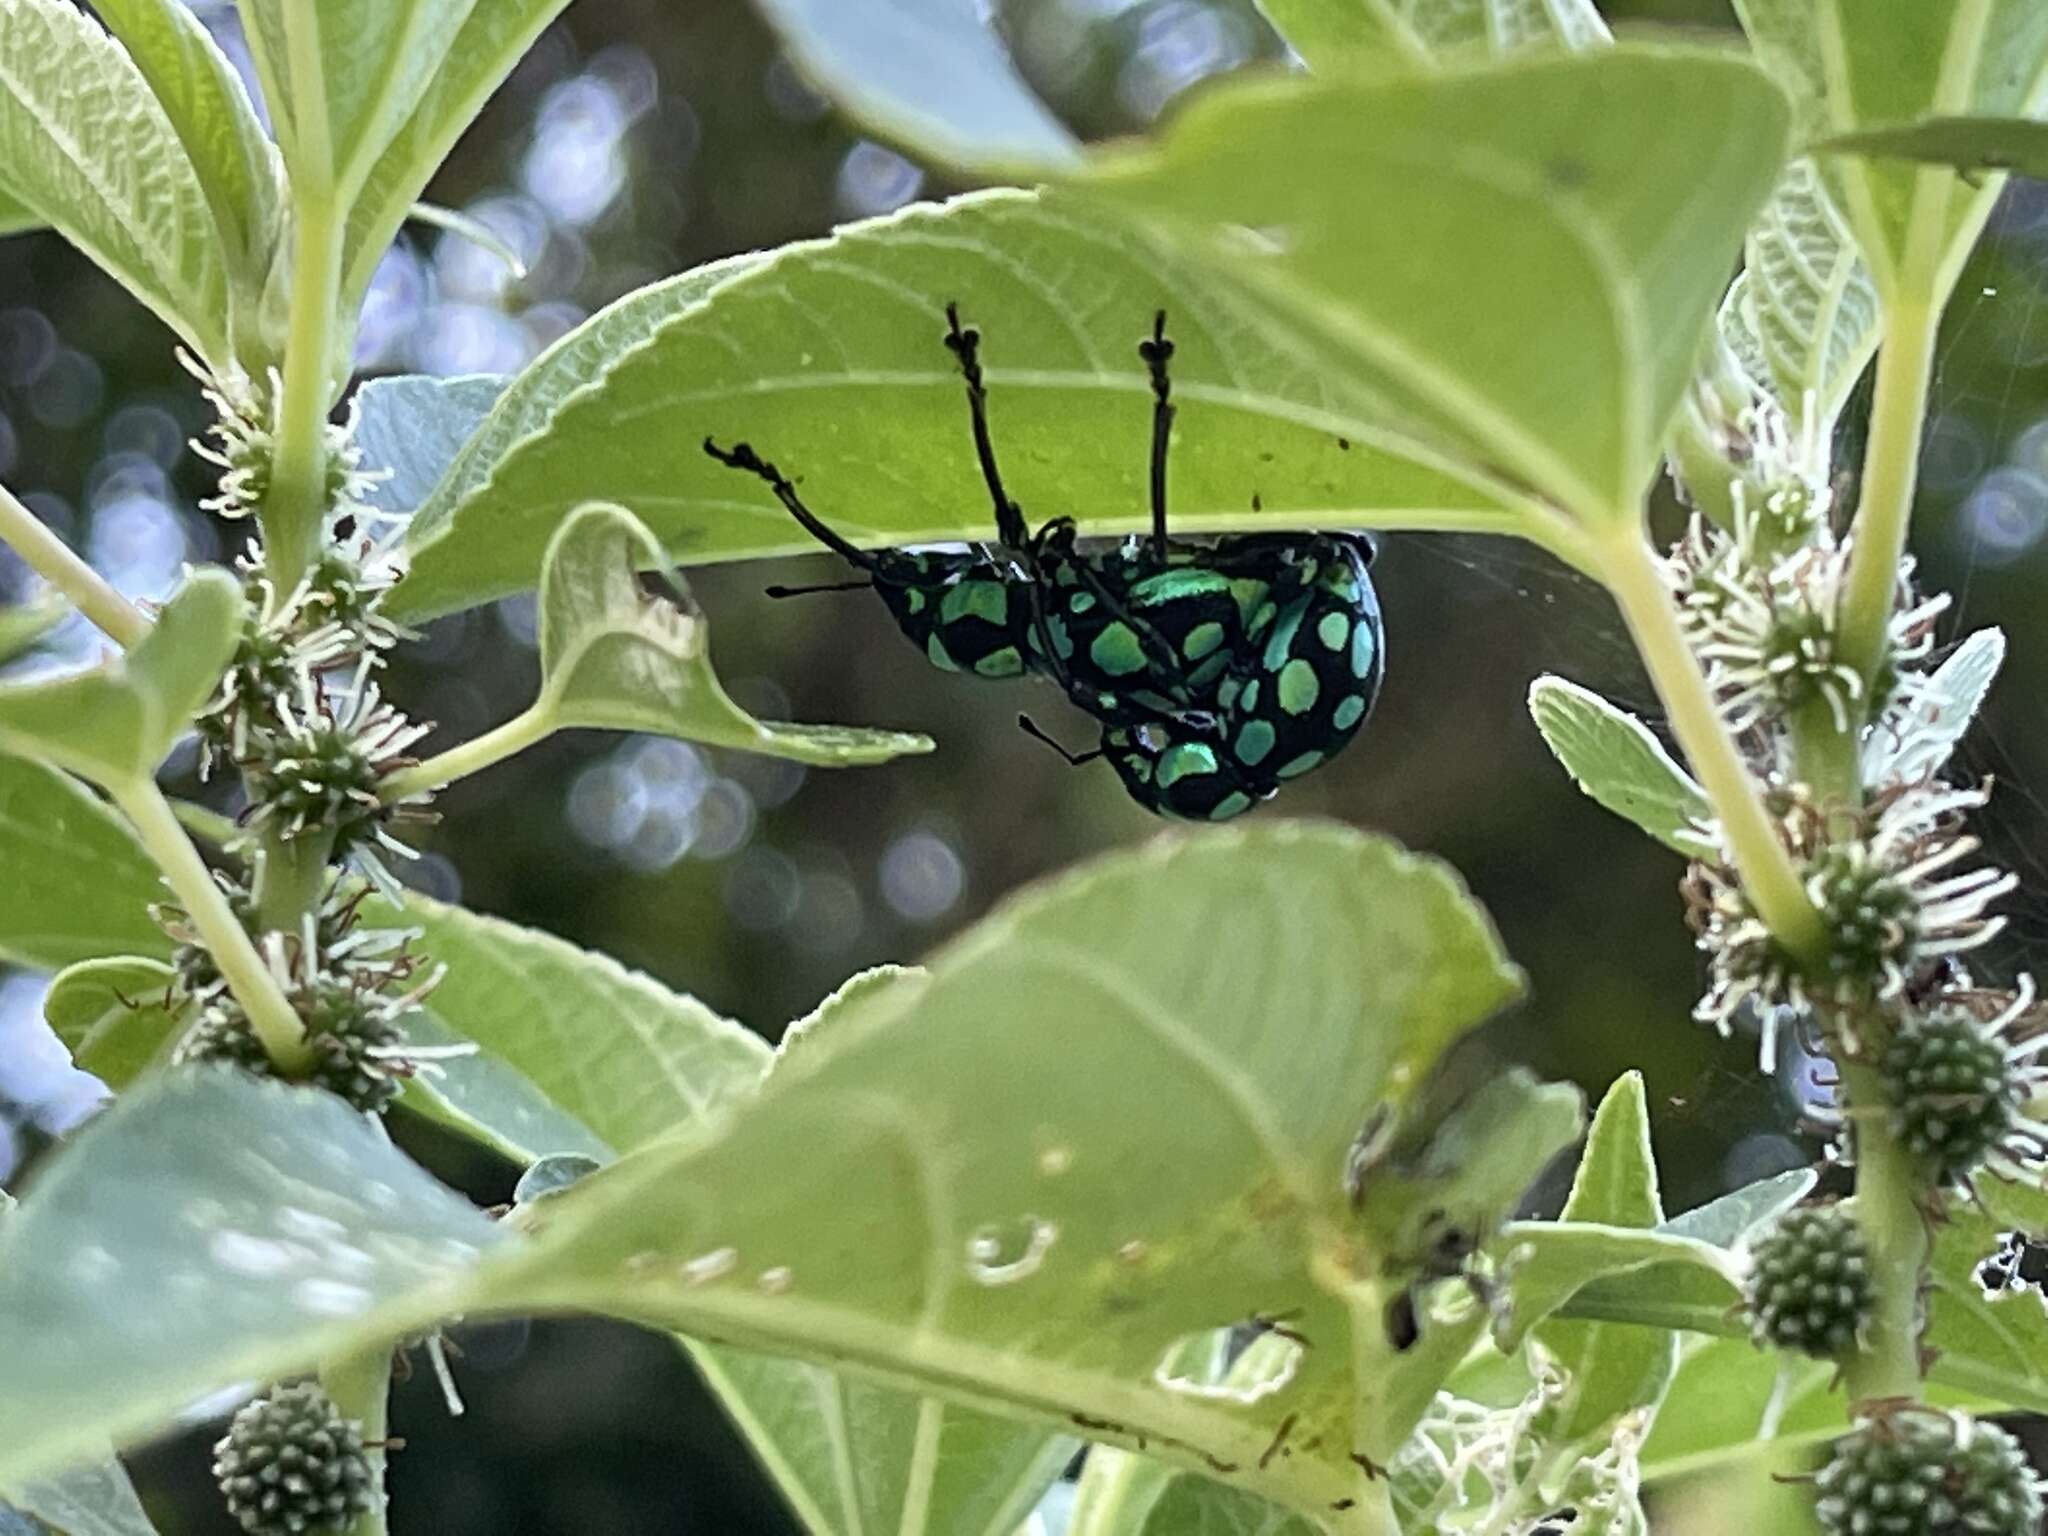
(1838, 1058, 1930, 1403)
(254, 826, 335, 933)
(107, 775, 311, 1072)
(1597, 527, 1826, 963)
(321, 1340, 393, 1536)
(261, 192, 344, 601)
(1835, 289, 1941, 694)
(0, 482, 150, 649)
(381, 702, 554, 802)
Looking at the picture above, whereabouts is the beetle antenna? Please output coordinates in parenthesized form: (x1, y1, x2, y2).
(704, 437, 879, 572)
(944, 303, 1032, 551)
(1139, 310, 1175, 560)
(763, 579, 876, 599)
(1016, 713, 1102, 767)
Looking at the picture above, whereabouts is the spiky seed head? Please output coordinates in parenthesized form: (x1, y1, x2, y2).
(1744, 1204, 1874, 1359)
(176, 975, 412, 1115)
(1883, 983, 2048, 1186)
(1813, 1409, 2043, 1536)
(212, 1381, 378, 1536)
(1804, 842, 1920, 1002)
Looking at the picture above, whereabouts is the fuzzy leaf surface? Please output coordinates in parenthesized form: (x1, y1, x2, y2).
(1255, 0, 1607, 70)
(1527, 677, 1711, 856)
(0, 0, 231, 363)
(348, 372, 506, 518)
(0, 570, 241, 787)
(43, 957, 182, 1089)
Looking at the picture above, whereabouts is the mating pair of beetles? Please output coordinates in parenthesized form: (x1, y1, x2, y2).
(704, 305, 1386, 820)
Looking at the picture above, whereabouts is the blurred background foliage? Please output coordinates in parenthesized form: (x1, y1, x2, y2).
(2, 0, 2046, 1528)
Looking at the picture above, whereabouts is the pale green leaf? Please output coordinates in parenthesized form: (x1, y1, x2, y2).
(348, 372, 505, 518)
(1819, 115, 2048, 178)
(1529, 1073, 1677, 1446)
(690, 1353, 1075, 1536)
(776, 963, 926, 1066)
(0, 183, 41, 236)
(1526, 676, 1712, 857)
(1736, 156, 1879, 437)
(339, 0, 586, 306)
(745, 0, 1079, 174)
(1078, 46, 1793, 524)
(0, 1069, 505, 1485)
(0, 0, 231, 364)
(89, 0, 282, 289)
(234, 0, 475, 202)
(1739, 0, 2048, 293)
(0, 592, 66, 665)
(1863, 625, 2003, 783)
(531, 500, 935, 764)
(0, 569, 242, 787)
(399, 250, 767, 561)
(1500, 1223, 1741, 1342)
(391, 191, 1525, 622)
(1, 1456, 159, 1536)
(379, 890, 771, 1160)
(484, 825, 1526, 1518)
(0, 757, 169, 970)
(1659, 1168, 1816, 1248)
(43, 957, 183, 1089)
(1257, 0, 1607, 71)
(1923, 1194, 2048, 1417)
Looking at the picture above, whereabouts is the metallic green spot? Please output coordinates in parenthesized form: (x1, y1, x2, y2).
(1350, 622, 1376, 680)
(1044, 614, 1074, 660)
(1332, 694, 1366, 731)
(1133, 567, 1232, 604)
(1234, 719, 1275, 767)
(1209, 791, 1252, 821)
(1216, 676, 1242, 709)
(1183, 622, 1225, 660)
(1317, 611, 1350, 651)
(1240, 678, 1260, 711)
(941, 580, 1008, 627)
(1122, 754, 1152, 784)
(1187, 652, 1229, 691)
(905, 589, 926, 614)
(926, 632, 960, 672)
(1277, 658, 1320, 715)
(1248, 602, 1277, 637)
(1261, 598, 1309, 671)
(974, 645, 1023, 677)
(1089, 623, 1149, 678)
(1070, 590, 1095, 612)
(1156, 742, 1218, 788)
(1229, 578, 1269, 624)
(1276, 749, 1323, 780)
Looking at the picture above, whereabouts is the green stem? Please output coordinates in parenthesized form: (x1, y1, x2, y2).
(0, 482, 150, 649)
(321, 1341, 393, 1536)
(1596, 526, 1827, 963)
(1835, 290, 1942, 693)
(106, 775, 311, 1073)
(381, 702, 554, 802)
(253, 827, 335, 933)
(261, 191, 344, 601)
(1839, 1058, 1930, 1403)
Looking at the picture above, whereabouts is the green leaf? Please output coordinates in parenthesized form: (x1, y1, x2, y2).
(0, 183, 41, 236)
(1819, 115, 2048, 178)
(338, 0, 584, 307)
(0, 0, 232, 365)
(1734, 157, 1879, 438)
(1864, 625, 2003, 784)
(1078, 46, 1794, 524)
(689, 1353, 1075, 1536)
(1529, 1074, 1677, 1446)
(0, 569, 242, 787)
(2, 1456, 160, 1536)
(743, 0, 1080, 174)
(1737, 0, 2048, 293)
(1659, 1168, 1816, 1247)
(390, 191, 1526, 622)
(0, 757, 169, 971)
(43, 958, 183, 1089)
(234, 0, 474, 202)
(1526, 677, 1712, 856)
(777, 963, 926, 1065)
(1256, 0, 1608, 72)
(348, 372, 505, 518)
(1637, 1339, 1840, 1480)
(380, 891, 771, 1161)
(0, 591, 66, 664)
(89, 0, 282, 293)
(530, 501, 935, 764)
(1924, 1193, 2048, 1416)
(0, 1069, 505, 1486)
(484, 825, 1526, 1519)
